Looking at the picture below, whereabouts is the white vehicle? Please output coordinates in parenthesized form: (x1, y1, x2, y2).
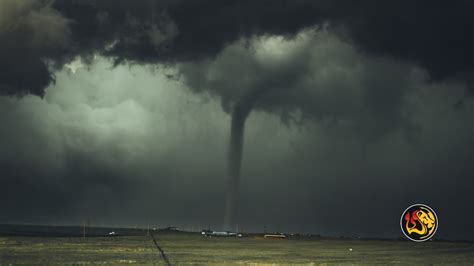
(264, 234, 286, 239)
(201, 230, 242, 237)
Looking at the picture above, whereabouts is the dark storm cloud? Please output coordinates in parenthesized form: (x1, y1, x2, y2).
(3, 0, 472, 96)
(53, 0, 329, 63)
(52, 0, 473, 82)
(0, 0, 74, 96)
(333, 0, 474, 82)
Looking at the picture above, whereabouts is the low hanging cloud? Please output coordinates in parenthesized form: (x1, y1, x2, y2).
(180, 28, 433, 138)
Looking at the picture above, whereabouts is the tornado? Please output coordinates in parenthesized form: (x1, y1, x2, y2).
(224, 88, 266, 231)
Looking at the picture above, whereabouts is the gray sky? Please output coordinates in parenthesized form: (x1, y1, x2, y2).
(0, 0, 473, 240)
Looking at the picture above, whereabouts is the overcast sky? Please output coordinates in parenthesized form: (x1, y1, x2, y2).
(0, 0, 473, 240)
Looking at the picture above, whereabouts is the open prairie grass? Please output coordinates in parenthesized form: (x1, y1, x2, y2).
(0, 234, 473, 265)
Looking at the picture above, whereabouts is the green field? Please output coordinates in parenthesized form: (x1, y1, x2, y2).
(1, 233, 474, 265)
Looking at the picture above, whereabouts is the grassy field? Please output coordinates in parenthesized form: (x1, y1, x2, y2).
(1, 233, 474, 265)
